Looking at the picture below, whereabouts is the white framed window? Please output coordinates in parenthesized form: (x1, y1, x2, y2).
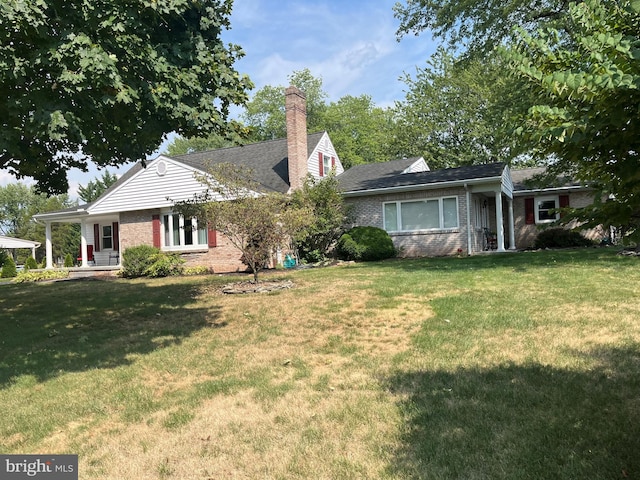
(535, 196, 559, 223)
(383, 196, 459, 232)
(322, 154, 332, 177)
(161, 213, 208, 250)
(102, 225, 113, 250)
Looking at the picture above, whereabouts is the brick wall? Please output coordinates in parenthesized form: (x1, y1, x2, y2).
(346, 187, 469, 257)
(119, 209, 250, 273)
(514, 190, 605, 248)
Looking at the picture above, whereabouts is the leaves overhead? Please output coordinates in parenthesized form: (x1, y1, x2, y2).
(0, 0, 253, 194)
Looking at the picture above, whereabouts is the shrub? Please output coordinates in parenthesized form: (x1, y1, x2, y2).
(64, 253, 74, 267)
(145, 253, 185, 278)
(0, 250, 8, 269)
(335, 226, 396, 261)
(1, 257, 18, 278)
(14, 270, 69, 283)
(121, 245, 161, 278)
(534, 228, 594, 249)
(24, 257, 38, 270)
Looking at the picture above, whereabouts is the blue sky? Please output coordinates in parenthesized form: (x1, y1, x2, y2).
(0, 0, 436, 199)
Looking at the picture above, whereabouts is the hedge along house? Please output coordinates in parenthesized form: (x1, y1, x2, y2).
(338, 159, 517, 256)
(34, 86, 345, 273)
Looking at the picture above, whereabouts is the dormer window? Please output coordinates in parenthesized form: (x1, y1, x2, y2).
(319, 153, 335, 177)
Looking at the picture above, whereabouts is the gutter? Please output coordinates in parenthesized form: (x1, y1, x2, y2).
(341, 175, 504, 198)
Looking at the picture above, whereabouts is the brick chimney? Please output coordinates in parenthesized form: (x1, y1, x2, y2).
(285, 86, 308, 191)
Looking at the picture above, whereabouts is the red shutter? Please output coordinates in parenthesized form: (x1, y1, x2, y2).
(559, 194, 570, 218)
(112, 222, 119, 251)
(318, 152, 324, 177)
(152, 215, 161, 248)
(331, 156, 336, 172)
(525, 198, 535, 225)
(93, 223, 101, 252)
(208, 225, 217, 248)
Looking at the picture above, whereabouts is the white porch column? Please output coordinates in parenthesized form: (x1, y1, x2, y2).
(45, 222, 53, 269)
(495, 191, 505, 252)
(508, 197, 516, 250)
(465, 185, 472, 255)
(80, 221, 89, 268)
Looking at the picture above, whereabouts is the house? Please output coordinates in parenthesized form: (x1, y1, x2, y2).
(34, 86, 345, 273)
(338, 159, 516, 256)
(35, 86, 602, 271)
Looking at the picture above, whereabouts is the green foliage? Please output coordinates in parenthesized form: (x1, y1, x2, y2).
(175, 163, 313, 282)
(0, 249, 7, 268)
(183, 265, 211, 276)
(321, 95, 395, 169)
(24, 256, 38, 270)
(392, 49, 533, 167)
(0, 183, 79, 262)
(534, 228, 595, 249)
(121, 245, 162, 278)
(0, 0, 252, 194)
(394, 0, 568, 58)
(291, 174, 350, 263)
(1, 256, 17, 278)
(506, 0, 640, 243)
(242, 69, 327, 141)
(64, 253, 74, 268)
(13, 269, 69, 283)
(336, 227, 396, 261)
(144, 253, 185, 278)
(165, 133, 243, 156)
(78, 171, 119, 203)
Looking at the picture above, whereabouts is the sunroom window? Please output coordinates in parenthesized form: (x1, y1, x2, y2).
(384, 197, 459, 232)
(161, 213, 207, 249)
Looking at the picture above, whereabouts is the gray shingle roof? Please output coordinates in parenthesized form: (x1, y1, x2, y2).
(338, 160, 506, 194)
(168, 132, 326, 193)
(511, 167, 584, 192)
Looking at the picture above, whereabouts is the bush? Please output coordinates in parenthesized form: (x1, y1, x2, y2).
(0, 250, 8, 269)
(534, 228, 594, 249)
(1, 257, 18, 278)
(64, 253, 74, 267)
(335, 226, 396, 261)
(24, 257, 38, 270)
(121, 245, 161, 278)
(14, 270, 69, 283)
(121, 245, 186, 278)
(144, 253, 185, 278)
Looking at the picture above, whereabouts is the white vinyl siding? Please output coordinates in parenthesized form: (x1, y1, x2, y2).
(384, 197, 459, 232)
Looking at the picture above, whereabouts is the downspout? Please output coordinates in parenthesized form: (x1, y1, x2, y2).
(465, 183, 472, 255)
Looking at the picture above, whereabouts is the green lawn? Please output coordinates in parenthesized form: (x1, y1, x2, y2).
(1, 248, 639, 479)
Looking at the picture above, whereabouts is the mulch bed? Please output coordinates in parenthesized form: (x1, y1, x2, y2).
(221, 279, 295, 294)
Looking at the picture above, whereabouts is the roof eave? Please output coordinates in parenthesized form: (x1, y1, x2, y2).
(342, 176, 503, 197)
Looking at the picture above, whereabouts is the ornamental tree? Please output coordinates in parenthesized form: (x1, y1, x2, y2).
(175, 163, 313, 282)
(1, 0, 252, 194)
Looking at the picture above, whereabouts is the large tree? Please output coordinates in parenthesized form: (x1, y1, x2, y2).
(391, 48, 532, 167)
(78, 170, 119, 203)
(393, 0, 570, 57)
(241, 68, 328, 141)
(506, 0, 640, 243)
(0, 183, 79, 261)
(1, 0, 252, 194)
